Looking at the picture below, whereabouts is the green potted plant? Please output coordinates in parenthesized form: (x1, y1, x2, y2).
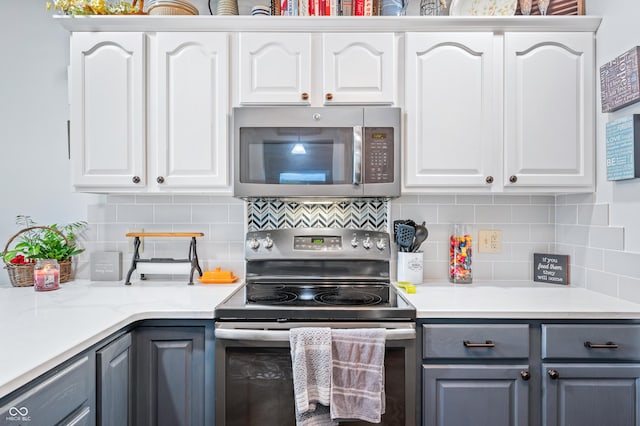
(3, 215, 87, 286)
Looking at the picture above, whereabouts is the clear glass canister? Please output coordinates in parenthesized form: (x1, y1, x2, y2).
(34, 259, 60, 291)
(449, 224, 473, 284)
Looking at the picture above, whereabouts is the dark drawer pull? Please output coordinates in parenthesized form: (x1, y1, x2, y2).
(584, 341, 619, 349)
(463, 340, 495, 348)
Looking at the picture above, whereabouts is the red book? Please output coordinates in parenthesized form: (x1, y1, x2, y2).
(354, 0, 364, 15)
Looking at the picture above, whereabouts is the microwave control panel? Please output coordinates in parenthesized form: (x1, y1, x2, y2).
(364, 127, 394, 183)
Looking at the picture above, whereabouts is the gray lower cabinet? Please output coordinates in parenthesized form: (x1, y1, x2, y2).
(134, 325, 208, 426)
(0, 354, 94, 426)
(421, 324, 531, 426)
(96, 332, 133, 426)
(541, 324, 640, 426)
(423, 364, 529, 426)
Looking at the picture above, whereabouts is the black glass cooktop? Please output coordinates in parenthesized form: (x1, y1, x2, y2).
(245, 283, 390, 307)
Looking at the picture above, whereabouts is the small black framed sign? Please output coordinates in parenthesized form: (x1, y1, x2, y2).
(533, 253, 570, 285)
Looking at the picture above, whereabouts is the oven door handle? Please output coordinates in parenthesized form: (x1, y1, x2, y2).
(215, 328, 416, 342)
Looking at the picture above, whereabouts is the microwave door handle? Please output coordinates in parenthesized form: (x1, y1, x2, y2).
(353, 126, 363, 185)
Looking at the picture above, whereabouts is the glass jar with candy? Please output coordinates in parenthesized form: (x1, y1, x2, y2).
(449, 224, 473, 284)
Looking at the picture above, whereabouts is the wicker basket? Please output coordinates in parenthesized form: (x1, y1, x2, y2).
(3, 226, 74, 287)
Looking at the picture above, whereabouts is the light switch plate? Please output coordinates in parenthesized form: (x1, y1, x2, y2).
(478, 230, 502, 253)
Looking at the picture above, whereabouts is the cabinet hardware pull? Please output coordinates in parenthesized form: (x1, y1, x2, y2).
(485, 176, 494, 184)
(326, 93, 334, 101)
(157, 176, 165, 184)
(132, 176, 141, 184)
(520, 370, 531, 381)
(301, 92, 309, 101)
(463, 340, 495, 348)
(509, 175, 518, 183)
(584, 341, 619, 349)
(547, 369, 559, 379)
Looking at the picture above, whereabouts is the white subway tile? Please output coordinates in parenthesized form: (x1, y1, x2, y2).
(154, 205, 192, 224)
(472, 261, 493, 280)
(172, 195, 212, 204)
(531, 195, 555, 205)
(229, 204, 246, 224)
(618, 276, 640, 304)
(192, 205, 229, 224)
(557, 193, 595, 205)
(417, 195, 455, 204)
(604, 250, 640, 279)
(555, 205, 578, 225)
(569, 265, 586, 287)
(500, 224, 532, 243)
(423, 260, 448, 280)
(556, 224, 590, 246)
(589, 226, 624, 250)
(530, 224, 555, 243)
(585, 269, 619, 297)
(511, 205, 551, 224)
(456, 195, 493, 205)
(572, 246, 604, 269)
(437, 205, 475, 224)
(493, 261, 530, 280)
(136, 195, 173, 204)
(475, 205, 511, 224)
(511, 243, 552, 262)
(117, 205, 154, 223)
(399, 204, 438, 225)
(106, 195, 135, 204)
(494, 195, 531, 205)
(577, 204, 609, 226)
(210, 223, 244, 242)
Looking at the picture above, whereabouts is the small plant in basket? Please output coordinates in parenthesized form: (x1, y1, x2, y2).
(3, 215, 87, 287)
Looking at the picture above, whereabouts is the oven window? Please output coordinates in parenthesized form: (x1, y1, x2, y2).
(223, 347, 406, 426)
(239, 127, 354, 185)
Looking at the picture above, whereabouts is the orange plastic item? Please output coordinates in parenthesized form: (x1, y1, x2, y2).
(198, 267, 238, 284)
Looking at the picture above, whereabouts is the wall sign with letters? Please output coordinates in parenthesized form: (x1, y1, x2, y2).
(606, 115, 640, 181)
(533, 253, 569, 285)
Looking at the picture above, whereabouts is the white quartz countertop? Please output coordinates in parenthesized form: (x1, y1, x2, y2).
(0, 279, 239, 399)
(399, 280, 640, 319)
(2, 278, 640, 400)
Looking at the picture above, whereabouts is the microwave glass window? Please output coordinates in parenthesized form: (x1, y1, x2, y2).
(240, 127, 354, 185)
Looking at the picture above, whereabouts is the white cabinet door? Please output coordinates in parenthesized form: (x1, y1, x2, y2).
(504, 32, 594, 190)
(404, 33, 499, 190)
(238, 33, 312, 105)
(151, 33, 230, 191)
(322, 33, 395, 105)
(70, 32, 145, 190)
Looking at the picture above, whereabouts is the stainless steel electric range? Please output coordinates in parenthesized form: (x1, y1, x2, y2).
(214, 228, 416, 426)
(215, 228, 415, 322)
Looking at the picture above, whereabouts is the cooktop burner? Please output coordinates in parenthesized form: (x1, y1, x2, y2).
(246, 283, 388, 307)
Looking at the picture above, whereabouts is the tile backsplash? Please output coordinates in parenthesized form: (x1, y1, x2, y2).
(79, 193, 556, 283)
(77, 193, 639, 302)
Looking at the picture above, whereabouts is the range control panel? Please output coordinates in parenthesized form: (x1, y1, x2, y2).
(245, 228, 390, 261)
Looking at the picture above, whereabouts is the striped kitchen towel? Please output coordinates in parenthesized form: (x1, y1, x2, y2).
(330, 328, 386, 423)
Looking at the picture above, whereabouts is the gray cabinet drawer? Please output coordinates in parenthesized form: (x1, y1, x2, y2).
(542, 324, 640, 360)
(0, 355, 91, 426)
(423, 324, 529, 359)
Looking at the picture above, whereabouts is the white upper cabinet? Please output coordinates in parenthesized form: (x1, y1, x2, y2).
(503, 32, 594, 190)
(150, 33, 230, 191)
(237, 32, 396, 106)
(322, 33, 395, 104)
(404, 32, 499, 190)
(70, 32, 146, 190)
(238, 32, 313, 105)
(404, 31, 594, 193)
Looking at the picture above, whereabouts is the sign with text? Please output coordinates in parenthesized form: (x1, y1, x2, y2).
(533, 253, 569, 285)
(600, 46, 640, 113)
(606, 115, 640, 181)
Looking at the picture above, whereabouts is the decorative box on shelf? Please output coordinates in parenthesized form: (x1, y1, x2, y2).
(600, 46, 640, 113)
(606, 115, 640, 181)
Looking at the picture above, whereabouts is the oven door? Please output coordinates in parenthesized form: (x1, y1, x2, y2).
(214, 322, 416, 426)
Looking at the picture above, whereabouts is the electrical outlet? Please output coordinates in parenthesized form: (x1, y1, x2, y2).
(478, 230, 502, 253)
(128, 228, 144, 254)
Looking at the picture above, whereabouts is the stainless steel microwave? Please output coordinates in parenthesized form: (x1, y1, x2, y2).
(233, 107, 401, 199)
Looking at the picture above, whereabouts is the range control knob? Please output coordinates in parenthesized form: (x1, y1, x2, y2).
(362, 237, 372, 250)
(376, 239, 386, 251)
(351, 236, 359, 248)
(249, 238, 260, 250)
(264, 236, 274, 249)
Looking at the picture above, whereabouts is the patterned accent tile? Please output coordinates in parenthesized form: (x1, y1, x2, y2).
(247, 199, 388, 231)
